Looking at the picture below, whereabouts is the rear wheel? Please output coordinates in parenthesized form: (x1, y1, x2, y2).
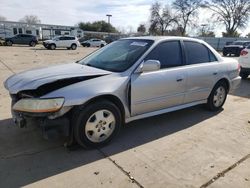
(71, 44, 77, 50)
(86, 43, 90, 47)
(100, 44, 104, 47)
(73, 100, 122, 148)
(29, 41, 36, 47)
(206, 81, 228, 111)
(240, 72, 249, 79)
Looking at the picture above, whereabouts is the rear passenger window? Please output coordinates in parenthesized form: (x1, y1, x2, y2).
(184, 41, 215, 64)
(145, 41, 183, 69)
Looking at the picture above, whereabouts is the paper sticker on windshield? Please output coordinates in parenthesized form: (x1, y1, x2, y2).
(130, 42, 148, 47)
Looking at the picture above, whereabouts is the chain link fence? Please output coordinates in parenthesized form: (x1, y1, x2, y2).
(196, 37, 250, 51)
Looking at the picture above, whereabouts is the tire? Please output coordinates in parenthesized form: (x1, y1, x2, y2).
(240, 72, 249, 79)
(29, 41, 36, 47)
(50, 44, 56, 50)
(86, 43, 90, 47)
(71, 44, 77, 50)
(206, 81, 228, 111)
(100, 44, 104, 48)
(6, 40, 13, 46)
(73, 100, 122, 148)
(222, 51, 227, 56)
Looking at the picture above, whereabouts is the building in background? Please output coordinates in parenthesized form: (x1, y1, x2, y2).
(0, 21, 123, 42)
(0, 21, 84, 40)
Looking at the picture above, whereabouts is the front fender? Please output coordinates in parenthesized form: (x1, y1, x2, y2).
(41, 74, 130, 116)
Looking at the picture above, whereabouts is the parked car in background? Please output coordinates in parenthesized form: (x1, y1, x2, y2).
(239, 45, 250, 79)
(43, 36, 80, 50)
(4, 34, 38, 46)
(4, 37, 240, 148)
(223, 41, 250, 57)
(81, 38, 107, 47)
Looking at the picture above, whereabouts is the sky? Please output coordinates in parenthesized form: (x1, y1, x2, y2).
(0, 0, 249, 36)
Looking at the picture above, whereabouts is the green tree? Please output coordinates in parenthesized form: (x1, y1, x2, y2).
(149, 2, 178, 35)
(172, 0, 203, 36)
(203, 0, 250, 37)
(137, 24, 146, 33)
(78, 21, 117, 33)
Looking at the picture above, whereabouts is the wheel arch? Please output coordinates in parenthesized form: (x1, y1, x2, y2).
(74, 94, 126, 124)
(216, 77, 230, 92)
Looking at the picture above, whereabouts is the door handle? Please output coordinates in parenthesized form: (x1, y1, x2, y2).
(213, 72, 218, 75)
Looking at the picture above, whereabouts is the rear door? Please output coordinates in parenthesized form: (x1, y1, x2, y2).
(22, 34, 31, 44)
(131, 40, 187, 116)
(183, 41, 219, 103)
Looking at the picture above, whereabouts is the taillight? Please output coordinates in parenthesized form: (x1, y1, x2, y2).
(240, 50, 248, 56)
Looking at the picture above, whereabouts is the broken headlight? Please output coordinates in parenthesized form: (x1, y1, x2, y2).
(13, 98, 64, 113)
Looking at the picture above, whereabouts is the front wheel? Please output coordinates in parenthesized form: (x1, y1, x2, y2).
(50, 44, 56, 50)
(206, 81, 228, 111)
(73, 100, 122, 148)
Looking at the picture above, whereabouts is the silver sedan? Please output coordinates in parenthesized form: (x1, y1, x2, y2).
(4, 36, 241, 148)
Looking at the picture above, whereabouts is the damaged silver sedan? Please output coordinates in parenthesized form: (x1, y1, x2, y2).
(4, 37, 240, 148)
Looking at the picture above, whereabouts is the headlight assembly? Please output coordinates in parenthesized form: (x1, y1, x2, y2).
(13, 98, 64, 113)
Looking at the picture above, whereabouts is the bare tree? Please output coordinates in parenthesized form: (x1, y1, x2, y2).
(137, 24, 146, 33)
(0, 15, 7, 21)
(203, 0, 250, 37)
(172, 0, 203, 36)
(19, 15, 41, 24)
(150, 2, 178, 35)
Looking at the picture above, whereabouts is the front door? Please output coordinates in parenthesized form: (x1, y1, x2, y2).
(131, 40, 187, 116)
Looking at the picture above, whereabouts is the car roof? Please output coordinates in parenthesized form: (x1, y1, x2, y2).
(57, 35, 76, 37)
(122, 36, 205, 43)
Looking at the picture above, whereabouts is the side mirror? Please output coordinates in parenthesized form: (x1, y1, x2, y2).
(137, 60, 161, 73)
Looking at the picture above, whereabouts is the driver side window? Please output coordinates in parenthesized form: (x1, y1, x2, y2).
(145, 41, 183, 69)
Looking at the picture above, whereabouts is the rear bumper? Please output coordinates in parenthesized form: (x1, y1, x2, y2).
(230, 76, 241, 91)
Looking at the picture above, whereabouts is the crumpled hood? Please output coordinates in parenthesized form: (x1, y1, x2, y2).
(4, 63, 111, 94)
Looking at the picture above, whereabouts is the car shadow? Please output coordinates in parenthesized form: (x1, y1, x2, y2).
(0, 105, 222, 187)
(229, 78, 250, 98)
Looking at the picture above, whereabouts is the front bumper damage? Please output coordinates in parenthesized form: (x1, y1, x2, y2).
(11, 96, 72, 140)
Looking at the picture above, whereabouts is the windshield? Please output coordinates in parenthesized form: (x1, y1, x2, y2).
(52, 36, 60, 40)
(78, 39, 154, 72)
